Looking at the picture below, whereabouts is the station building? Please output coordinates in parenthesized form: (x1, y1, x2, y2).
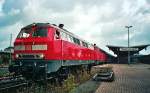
(107, 45, 149, 64)
(0, 46, 14, 66)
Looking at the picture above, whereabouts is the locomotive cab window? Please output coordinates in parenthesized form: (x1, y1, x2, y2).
(32, 27, 47, 37)
(17, 28, 31, 38)
(55, 30, 60, 39)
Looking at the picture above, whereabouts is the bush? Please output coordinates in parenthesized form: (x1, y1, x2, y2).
(0, 70, 9, 77)
(63, 74, 76, 92)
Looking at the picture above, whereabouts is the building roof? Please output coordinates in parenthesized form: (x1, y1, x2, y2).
(107, 44, 150, 56)
(4, 46, 14, 53)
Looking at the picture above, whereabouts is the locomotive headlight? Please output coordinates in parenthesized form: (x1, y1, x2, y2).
(16, 54, 19, 58)
(39, 54, 44, 58)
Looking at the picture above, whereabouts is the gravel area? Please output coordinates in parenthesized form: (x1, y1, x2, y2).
(70, 80, 100, 93)
(1, 64, 149, 93)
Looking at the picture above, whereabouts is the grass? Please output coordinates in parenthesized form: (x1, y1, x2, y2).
(45, 69, 96, 93)
(0, 69, 9, 78)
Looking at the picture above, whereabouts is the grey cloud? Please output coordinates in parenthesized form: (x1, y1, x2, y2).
(40, 0, 76, 13)
(0, 0, 27, 27)
(133, 24, 150, 44)
(0, 13, 21, 27)
(0, 0, 150, 55)
(2, 0, 27, 13)
(146, 0, 150, 4)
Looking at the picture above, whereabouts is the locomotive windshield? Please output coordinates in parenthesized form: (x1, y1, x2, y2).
(17, 28, 31, 38)
(32, 28, 47, 37)
(17, 27, 47, 38)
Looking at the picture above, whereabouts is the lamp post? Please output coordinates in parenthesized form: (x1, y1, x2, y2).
(125, 26, 132, 65)
(9, 33, 12, 65)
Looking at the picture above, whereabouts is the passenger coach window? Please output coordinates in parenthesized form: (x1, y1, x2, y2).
(32, 28, 47, 37)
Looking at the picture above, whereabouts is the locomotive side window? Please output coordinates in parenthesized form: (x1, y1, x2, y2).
(73, 37, 80, 45)
(82, 41, 88, 48)
(61, 31, 68, 41)
(68, 35, 74, 43)
(81, 41, 83, 46)
(85, 42, 88, 48)
(76, 38, 80, 45)
(88, 44, 94, 50)
(55, 30, 60, 39)
(32, 28, 47, 37)
(73, 37, 76, 44)
(17, 28, 31, 38)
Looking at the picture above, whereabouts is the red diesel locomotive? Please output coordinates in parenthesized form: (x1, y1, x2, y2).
(9, 23, 108, 80)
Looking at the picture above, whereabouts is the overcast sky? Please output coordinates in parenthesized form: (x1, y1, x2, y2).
(0, 0, 150, 55)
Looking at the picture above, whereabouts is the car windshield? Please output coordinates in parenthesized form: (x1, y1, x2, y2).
(32, 28, 47, 37)
(17, 28, 32, 38)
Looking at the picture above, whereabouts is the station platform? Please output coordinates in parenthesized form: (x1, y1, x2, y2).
(95, 64, 150, 93)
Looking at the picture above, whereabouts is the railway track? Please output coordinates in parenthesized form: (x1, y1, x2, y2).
(0, 75, 28, 92)
(0, 66, 95, 93)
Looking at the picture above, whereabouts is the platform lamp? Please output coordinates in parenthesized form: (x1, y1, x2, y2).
(9, 33, 12, 65)
(125, 26, 132, 65)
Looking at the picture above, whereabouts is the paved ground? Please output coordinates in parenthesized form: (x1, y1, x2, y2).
(95, 64, 150, 93)
(71, 80, 99, 93)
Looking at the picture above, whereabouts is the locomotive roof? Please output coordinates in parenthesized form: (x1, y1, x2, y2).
(22, 22, 93, 46)
(50, 24, 90, 43)
(21, 23, 111, 54)
(22, 23, 50, 29)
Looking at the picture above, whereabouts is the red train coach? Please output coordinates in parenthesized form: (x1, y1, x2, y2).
(10, 23, 108, 80)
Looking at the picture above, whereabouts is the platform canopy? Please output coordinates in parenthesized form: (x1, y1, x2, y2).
(107, 45, 150, 57)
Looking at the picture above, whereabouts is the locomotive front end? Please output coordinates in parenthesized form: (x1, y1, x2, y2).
(10, 23, 52, 80)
